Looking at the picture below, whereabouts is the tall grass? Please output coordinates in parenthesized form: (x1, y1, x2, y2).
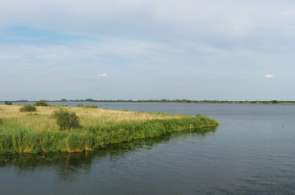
(77, 104, 98, 108)
(0, 105, 218, 154)
(0, 137, 186, 171)
(0, 115, 217, 154)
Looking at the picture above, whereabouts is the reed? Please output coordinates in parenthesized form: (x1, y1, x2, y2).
(0, 105, 218, 154)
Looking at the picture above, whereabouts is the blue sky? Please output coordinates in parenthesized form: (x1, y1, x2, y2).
(0, 0, 294, 100)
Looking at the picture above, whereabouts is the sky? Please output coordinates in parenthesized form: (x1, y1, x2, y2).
(0, 0, 294, 100)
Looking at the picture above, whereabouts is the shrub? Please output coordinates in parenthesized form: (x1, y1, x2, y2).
(35, 100, 49, 106)
(20, 105, 37, 112)
(4, 101, 12, 105)
(0, 119, 3, 125)
(77, 104, 97, 108)
(53, 110, 80, 130)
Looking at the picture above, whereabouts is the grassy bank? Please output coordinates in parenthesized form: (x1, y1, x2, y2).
(0, 105, 218, 154)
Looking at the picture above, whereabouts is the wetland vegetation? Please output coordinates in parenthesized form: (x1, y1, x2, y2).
(0, 104, 218, 154)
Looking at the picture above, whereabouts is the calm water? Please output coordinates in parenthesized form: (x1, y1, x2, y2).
(1, 103, 295, 195)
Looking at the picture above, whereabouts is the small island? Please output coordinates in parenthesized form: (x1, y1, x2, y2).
(0, 104, 218, 154)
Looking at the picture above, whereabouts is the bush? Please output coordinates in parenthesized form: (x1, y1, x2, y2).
(77, 104, 97, 108)
(0, 119, 3, 125)
(20, 105, 37, 112)
(35, 100, 49, 106)
(4, 101, 12, 105)
(53, 110, 80, 130)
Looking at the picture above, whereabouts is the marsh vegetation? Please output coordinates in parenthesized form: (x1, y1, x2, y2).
(19, 105, 37, 112)
(0, 104, 218, 154)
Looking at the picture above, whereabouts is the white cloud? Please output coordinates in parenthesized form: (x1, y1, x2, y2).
(1, 0, 295, 40)
(97, 73, 109, 79)
(264, 74, 275, 79)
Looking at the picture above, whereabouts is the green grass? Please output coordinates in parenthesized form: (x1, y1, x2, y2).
(76, 104, 98, 108)
(0, 105, 218, 154)
(20, 105, 37, 112)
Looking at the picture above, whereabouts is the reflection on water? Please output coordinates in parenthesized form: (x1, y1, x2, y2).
(1, 103, 295, 195)
(0, 131, 215, 180)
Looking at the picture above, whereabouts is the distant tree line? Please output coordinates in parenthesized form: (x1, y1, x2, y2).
(2, 99, 294, 104)
(54, 99, 294, 104)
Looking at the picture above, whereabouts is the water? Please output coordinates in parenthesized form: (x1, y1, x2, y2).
(1, 103, 295, 195)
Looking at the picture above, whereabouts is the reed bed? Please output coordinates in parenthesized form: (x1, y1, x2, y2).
(0, 105, 218, 154)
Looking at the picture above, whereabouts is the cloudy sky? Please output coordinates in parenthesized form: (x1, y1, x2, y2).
(0, 0, 294, 100)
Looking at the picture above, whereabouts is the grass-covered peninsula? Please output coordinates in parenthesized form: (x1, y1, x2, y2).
(0, 104, 218, 154)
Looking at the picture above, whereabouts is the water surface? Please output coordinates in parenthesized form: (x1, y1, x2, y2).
(1, 103, 295, 195)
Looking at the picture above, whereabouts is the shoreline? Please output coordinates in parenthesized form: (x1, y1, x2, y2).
(2, 100, 295, 105)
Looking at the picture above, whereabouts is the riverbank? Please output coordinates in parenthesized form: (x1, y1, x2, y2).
(0, 105, 218, 154)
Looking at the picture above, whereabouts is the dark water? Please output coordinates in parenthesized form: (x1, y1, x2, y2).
(1, 103, 295, 195)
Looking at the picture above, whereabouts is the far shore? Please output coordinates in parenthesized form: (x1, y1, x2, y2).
(2, 99, 295, 104)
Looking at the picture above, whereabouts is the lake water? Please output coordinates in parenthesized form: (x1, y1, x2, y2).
(1, 103, 295, 195)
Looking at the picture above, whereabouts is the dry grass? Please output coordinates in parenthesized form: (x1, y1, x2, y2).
(0, 105, 182, 132)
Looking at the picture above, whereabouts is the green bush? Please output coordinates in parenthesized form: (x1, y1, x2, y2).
(35, 100, 49, 106)
(0, 119, 3, 125)
(53, 110, 80, 130)
(77, 104, 97, 108)
(4, 101, 12, 105)
(20, 105, 37, 112)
